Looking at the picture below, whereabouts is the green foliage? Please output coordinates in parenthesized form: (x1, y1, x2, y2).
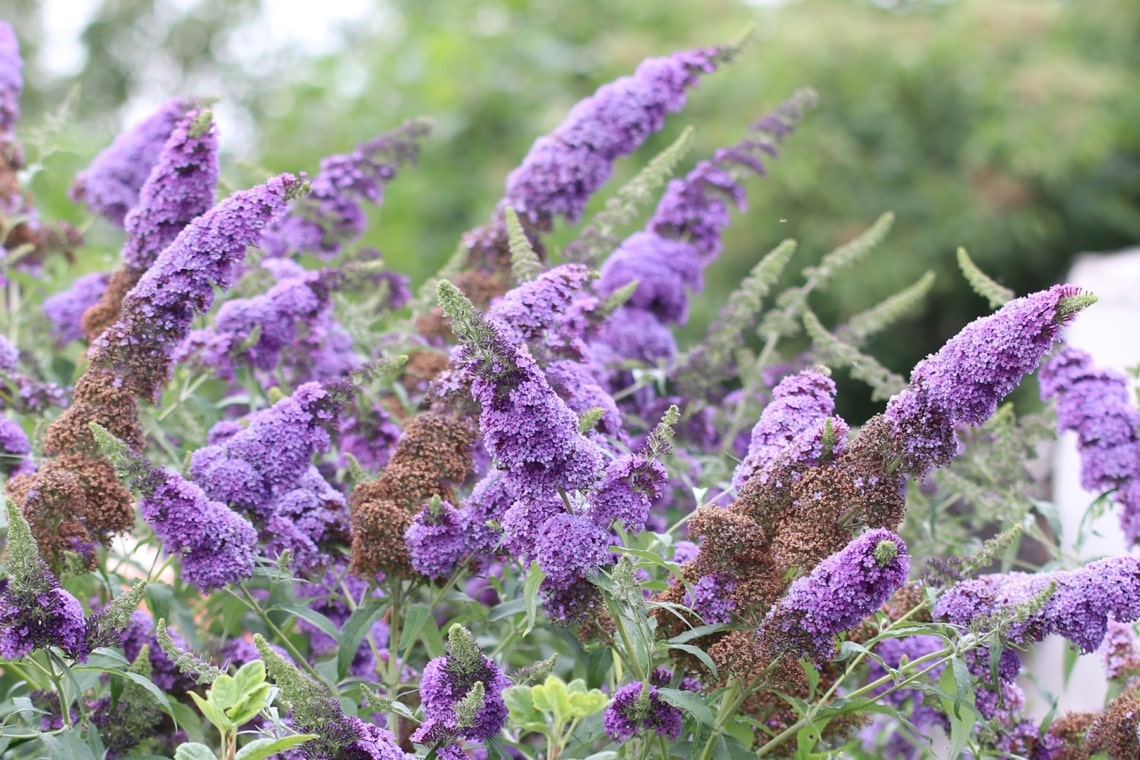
(155, 619, 223, 685)
(802, 307, 905, 402)
(505, 206, 543, 283)
(836, 270, 935, 348)
(85, 579, 146, 650)
(674, 239, 796, 398)
(504, 674, 609, 754)
(563, 126, 695, 265)
(956, 247, 1013, 309)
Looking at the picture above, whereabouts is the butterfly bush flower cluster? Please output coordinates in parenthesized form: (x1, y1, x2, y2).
(506, 46, 728, 232)
(604, 668, 700, 743)
(70, 97, 194, 227)
(6, 18, 1140, 760)
(1039, 346, 1140, 544)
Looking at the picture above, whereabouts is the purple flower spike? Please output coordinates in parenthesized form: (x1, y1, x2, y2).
(733, 370, 839, 490)
(685, 573, 736, 624)
(0, 586, 88, 660)
(42, 272, 109, 345)
(885, 284, 1085, 475)
(470, 342, 604, 498)
(588, 453, 667, 531)
(413, 629, 509, 745)
(534, 513, 612, 585)
(487, 264, 596, 356)
(505, 45, 726, 231)
(598, 232, 702, 324)
(88, 172, 301, 401)
(0, 22, 22, 140)
(190, 382, 339, 520)
(261, 119, 430, 258)
(122, 109, 219, 269)
(70, 97, 194, 226)
(603, 681, 685, 743)
(138, 469, 258, 591)
(406, 500, 469, 580)
(760, 528, 910, 661)
(934, 555, 1140, 655)
(1040, 347, 1140, 543)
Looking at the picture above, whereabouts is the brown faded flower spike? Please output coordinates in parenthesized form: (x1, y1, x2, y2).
(349, 411, 475, 578)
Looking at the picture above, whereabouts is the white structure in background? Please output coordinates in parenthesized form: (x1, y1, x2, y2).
(1029, 248, 1139, 717)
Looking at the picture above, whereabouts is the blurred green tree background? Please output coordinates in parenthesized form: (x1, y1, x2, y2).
(6, 0, 1139, 419)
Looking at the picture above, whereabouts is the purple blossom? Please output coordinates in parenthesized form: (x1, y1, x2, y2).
(138, 468, 258, 591)
(0, 585, 88, 660)
(459, 470, 516, 560)
(499, 493, 564, 564)
(122, 109, 219, 269)
(934, 555, 1140, 654)
(884, 284, 1083, 475)
(469, 341, 603, 497)
(0, 415, 32, 476)
(0, 334, 16, 371)
(1040, 347, 1140, 543)
(70, 98, 193, 226)
(186, 268, 337, 380)
(41, 271, 109, 344)
(505, 46, 725, 231)
(406, 500, 469, 579)
(598, 232, 702, 324)
(189, 382, 338, 520)
(648, 161, 742, 263)
(603, 681, 684, 742)
(534, 513, 612, 585)
(488, 264, 598, 363)
(1099, 620, 1139, 682)
(414, 648, 509, 743)
(593, 305, 677, 366)
(685, 573, 735, 624)
(261, 119, 429, 258)
(262, 465, 350, 572)
(542, 359, 624, 442)
(672, 540, 699, 564)
(88, 173, 301, 401)
(760, 529, 910, 661)
(0, 22, 20, 140)
(338, 401, 402, 471)
(733, 370, 839, 491)
(587, 453, 667, 531)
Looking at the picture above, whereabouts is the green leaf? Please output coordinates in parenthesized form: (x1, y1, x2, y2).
(226, 683, 271, 726)
(189, 690, 235, 733)
(397, 602, 432, 652)
(174, 743, 219, 760)
(233, 660, 266, 693)
(503, 685, 541, 724)
(938, 657, 978, 760)
(522, 561, 546, 636)
(274, 604, 341, 643)
(339, 601, 387, 680)
(234, 734, 318, 760)
(145, 582, 174, 625)
(667, 643, 717, 679)
(567, 687, 610, 719)
(532, 675, 572, 727)
(487, 597, 525, 621)
(209, 674, 240, 711)
(119, 670, 178, 721)
(656, 687, 714, 727)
